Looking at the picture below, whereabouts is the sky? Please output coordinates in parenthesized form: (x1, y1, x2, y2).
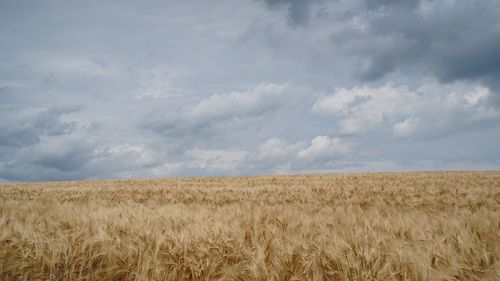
(1, 0, 499, 181)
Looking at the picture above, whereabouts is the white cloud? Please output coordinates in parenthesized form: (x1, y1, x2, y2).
(250, 135, 352, 174)
(298, 135, 350, 160)
(97, 144, 158, 166)
(144, 83, 295, 137)
(150, 163, 185, 177)
(189, 83, 291, 120)
(80, 143, 163, 179)
(38, 57, 123, 79)
(392, 117, 418, 137)
(135, 66, 192, 99)
(186, 148, 247, 172)
(257, 137, 303, 160)
(149, 148, 249, 177)
(313, 79, 498, 137)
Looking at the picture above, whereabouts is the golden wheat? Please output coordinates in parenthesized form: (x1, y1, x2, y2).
(0, 172, 499, 280)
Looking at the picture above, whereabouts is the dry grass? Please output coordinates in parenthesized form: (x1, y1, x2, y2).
(0, 172, 499, 280)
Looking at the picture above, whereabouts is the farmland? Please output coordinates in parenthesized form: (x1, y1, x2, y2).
(0, 172, 499, 280)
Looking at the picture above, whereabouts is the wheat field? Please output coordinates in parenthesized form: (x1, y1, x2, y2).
(0, 172, 499, 280)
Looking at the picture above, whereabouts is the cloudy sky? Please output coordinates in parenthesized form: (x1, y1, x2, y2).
(1, 0, 499, 181)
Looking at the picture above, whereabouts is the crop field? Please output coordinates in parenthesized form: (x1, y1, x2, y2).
(0, 172, 499, 280)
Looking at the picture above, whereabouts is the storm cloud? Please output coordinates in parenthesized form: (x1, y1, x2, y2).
(346, 0, 500, 84)
(261, 0, 319, 26)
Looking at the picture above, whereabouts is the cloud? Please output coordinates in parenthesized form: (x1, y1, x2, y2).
(0, 85, 95, 181)
(37, 57, 123, 79)
(82, 143, 167, 179)
(251, 137, 303, 173)
(1, 0, 500, 181)
(346, 0, 500, 83)
(313, 79, 498, 137)
(186, 148, 248, 172)
(91, 144, 159, 169)
(32, 137, 93, 172)
(242, 135, 352, 174)
(313, 83, 413, 135)
(298, 136, 350, 160)
(0, 104, 78, 147)
(261, 0, 319, 26)
(150, 148, 248, 177)
(365, 0, 420, 10)
(0, 136, 95, 181)
(191, 83, 291, 119)
(143, 83, 294, 138)
(257, 137, 303, 160)
(135, 66, 192, 99)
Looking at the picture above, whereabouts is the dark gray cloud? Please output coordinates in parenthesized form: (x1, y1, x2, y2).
(346, 0, 500, 85)
(32, 138, 93, 172)
(0, 104, 77, 147)
(262, 0, 320, 26)
(365, 0, 420, 10)
(0, 87, 91, 181)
